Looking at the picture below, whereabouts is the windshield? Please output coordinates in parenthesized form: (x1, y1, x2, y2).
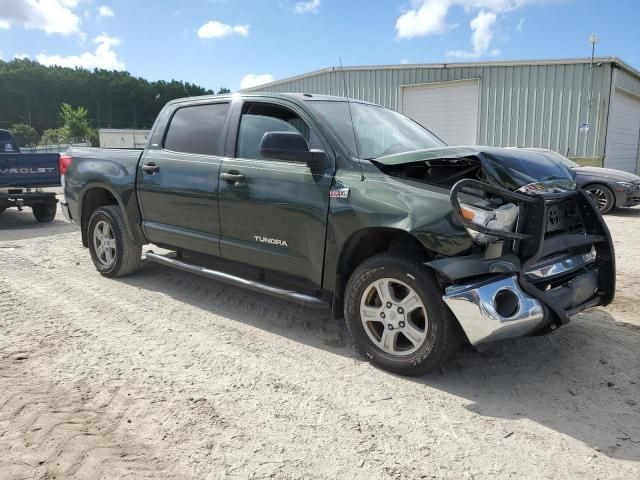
(308, 101, 445, 159)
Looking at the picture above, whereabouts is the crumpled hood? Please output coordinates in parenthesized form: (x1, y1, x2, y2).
(374, 146, 576, 192)
(574, 166, 640, 182)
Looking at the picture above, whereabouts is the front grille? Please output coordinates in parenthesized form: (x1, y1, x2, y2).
(545, 199, 583, 236)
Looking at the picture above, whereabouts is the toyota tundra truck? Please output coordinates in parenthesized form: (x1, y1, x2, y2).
(62, 93, 615, 375)
(0, 129, 61, 222)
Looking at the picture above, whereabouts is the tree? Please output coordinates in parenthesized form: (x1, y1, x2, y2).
(40, 127, 70, 145)
(217, 87, 231, 94)
(9, 123, 39, 147)
(60, 103, 94, 143)
(0, 59, 214, 134)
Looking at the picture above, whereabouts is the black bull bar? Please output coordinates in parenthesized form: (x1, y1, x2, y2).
(449, 178, 615, 325)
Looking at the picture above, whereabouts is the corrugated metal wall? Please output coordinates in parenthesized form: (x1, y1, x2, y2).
(249, 62, 618, 161)
(614, 67, 640, 97)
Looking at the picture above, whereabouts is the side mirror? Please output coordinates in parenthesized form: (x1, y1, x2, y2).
(260, 131, 328, 169)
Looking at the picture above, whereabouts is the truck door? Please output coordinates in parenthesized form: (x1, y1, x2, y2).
(218, 100, 333, 287)
(137, 101, 230, 256)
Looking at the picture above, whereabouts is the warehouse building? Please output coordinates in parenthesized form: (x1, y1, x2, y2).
(98, 128, 150, 149)
(244, 57, 640, 174)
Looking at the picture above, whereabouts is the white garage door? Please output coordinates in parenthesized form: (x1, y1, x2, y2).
(605, 89, 640, 174)
(401, 79, 479, 146)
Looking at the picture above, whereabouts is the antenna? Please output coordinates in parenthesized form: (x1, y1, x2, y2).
(338, 57, 364, 181)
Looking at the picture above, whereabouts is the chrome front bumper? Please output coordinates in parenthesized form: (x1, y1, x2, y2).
(443, 276, 548, 345)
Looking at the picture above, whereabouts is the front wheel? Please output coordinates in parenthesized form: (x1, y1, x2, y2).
(585, 184, 615, 214)
(88, 205, 141, 277)
(32, 202, 57, 222)
(344, 253, 462, 376)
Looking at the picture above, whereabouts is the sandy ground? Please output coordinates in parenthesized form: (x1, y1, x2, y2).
(0, 203, 639, 480)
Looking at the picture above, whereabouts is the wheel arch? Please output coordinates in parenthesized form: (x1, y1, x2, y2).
(330, 227, 434, 319)
(79, 184, 144, 247)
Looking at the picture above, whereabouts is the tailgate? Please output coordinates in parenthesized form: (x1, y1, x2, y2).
(0, 153, 61, 188)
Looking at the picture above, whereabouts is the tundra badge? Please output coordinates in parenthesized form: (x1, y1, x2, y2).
(254, 236, 289, 247)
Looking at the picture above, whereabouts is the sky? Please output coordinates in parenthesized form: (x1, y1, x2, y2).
(0, 0, 639, 91)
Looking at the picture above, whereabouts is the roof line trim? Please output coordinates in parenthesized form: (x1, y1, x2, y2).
(241, 57, 640, 92)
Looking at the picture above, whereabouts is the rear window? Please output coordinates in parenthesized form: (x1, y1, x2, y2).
(164, 103, 229, 155)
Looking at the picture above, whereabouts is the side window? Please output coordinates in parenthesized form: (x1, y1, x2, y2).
(236, 104, 322, 161)
(164, 103, 229, 155)
(237, 115, 297, 160)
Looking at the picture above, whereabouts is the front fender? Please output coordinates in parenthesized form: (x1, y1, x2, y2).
(322, 171, 472, 292)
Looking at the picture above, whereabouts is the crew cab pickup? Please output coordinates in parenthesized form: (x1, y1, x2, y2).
(62, 93, 615, 375)
(0, 129, 61, 222)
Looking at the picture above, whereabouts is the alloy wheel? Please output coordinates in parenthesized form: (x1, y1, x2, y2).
(93, 220, 117, 267)
(359, 278, 428, 356)
(586, 187, 609, 211)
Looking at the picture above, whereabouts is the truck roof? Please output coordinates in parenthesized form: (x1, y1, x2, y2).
(164, 92, 379, 108)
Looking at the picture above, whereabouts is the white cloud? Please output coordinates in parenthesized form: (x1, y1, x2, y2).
(14, 53, 30, 59)
(396, 1, 548, 58)
(197, 20, 249, 39)
(294, 0, 321, 14)
(98, 5, 114, 17)
(447, 10, 498, 58)
(516, 16, 525, 31)
(36, 34, 125, 70)
(396, 0, 458, 38)
(240, 73, 274, 89)
(0, 0, 81, 35)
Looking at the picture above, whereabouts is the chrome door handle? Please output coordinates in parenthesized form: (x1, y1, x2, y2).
(142, 162, 159, 174)
(220, 171, 245, 185)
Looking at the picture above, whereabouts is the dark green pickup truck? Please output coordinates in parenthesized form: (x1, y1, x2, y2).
(62, 93, 615, 375)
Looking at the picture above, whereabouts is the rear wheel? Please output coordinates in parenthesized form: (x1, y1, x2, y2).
(344, 253, 462, 376)
(88, 205, 141, 277)
(32, 202, 57, 222)
(585, 184, 615, 214)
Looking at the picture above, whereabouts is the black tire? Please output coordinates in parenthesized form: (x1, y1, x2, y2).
(0, 207, 5, 216)
(584, 184, 615, 214)
(87, 205, 141, 277)
(32, 202, 57, 222)
(344, 253, 463, 376)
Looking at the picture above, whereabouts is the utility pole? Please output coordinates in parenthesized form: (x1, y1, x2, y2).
(585, 33, 599, 130)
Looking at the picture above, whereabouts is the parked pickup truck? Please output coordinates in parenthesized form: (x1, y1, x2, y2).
(0, 129, 62, 222)
(62, 93, 615, 375)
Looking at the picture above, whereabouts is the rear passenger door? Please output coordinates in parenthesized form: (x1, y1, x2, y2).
(217, 100, 334, 287)
(137, 101, 230, 256)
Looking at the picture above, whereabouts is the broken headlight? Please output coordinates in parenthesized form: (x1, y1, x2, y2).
(460, 202, 519, 243)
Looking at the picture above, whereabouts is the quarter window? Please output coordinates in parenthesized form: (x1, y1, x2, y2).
(164, 103, 229, 155)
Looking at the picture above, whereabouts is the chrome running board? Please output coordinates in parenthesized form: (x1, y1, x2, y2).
(144, 251, 326, 307)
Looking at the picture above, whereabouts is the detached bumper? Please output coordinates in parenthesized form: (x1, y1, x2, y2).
(443, 268, 599, 345)
(443, 275, 547, 345)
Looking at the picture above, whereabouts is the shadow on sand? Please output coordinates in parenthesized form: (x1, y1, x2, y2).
(0, 206, 76, 241)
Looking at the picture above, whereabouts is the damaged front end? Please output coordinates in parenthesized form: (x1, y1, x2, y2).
(376, 147, 616, 346)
